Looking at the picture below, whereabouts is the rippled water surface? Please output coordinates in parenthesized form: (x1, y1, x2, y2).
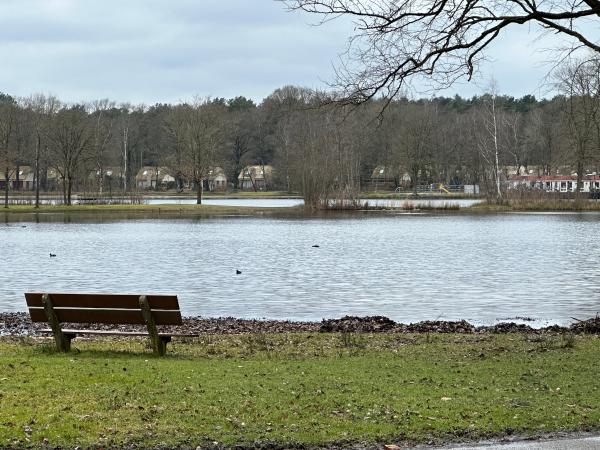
(1, 213, 599, 325)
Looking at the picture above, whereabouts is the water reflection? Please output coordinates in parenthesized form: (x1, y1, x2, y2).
(3, 196, 481, 208)
(146, 198, 303, 207)
(1, 213, 599, 325)
(144, 197, 482, 208)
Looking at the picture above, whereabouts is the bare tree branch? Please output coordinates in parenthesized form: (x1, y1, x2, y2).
(279, 0, 600, 103)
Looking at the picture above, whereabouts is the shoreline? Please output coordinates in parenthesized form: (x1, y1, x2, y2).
(2, 191, 469, 200)
(2, 314, 599, 449)
(2, 203, 600, 223)
(2, 312, 598, 337)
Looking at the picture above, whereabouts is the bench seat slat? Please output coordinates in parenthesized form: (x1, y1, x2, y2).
(29, 308, 182, 325)
(25, 293, 179, 310)
(40, 329, 198, 337)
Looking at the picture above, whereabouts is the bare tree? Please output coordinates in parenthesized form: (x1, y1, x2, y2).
(89, 99, 115, 194)
(401, 102, 437, 194)
(47, 105, 92, 205)
(22, 94, 60, 207)
(165, 106, 188, 191)
(285, 95, 367, 208)
(180, 98, 228, 204)
(223, 97, 257, 190)
(556, 56, 600, 199)
(118, 104, 135, 192)
(502, 110, 526, 174)
(261, 86, 314, 192)
(0, 94, 17, 208)
(474, 81, 504, 201)
(281, 0, 600, 103)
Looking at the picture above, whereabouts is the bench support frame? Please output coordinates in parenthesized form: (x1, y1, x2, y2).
(139, 295, 166, 356)
(42, 294, 72, 352)
(32, 292, 184, 356)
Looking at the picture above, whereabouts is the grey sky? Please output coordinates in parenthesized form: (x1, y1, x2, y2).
(0, 0, 595, 104)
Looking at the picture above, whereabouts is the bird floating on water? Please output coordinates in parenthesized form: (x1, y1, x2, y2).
(312, 245, 320, 248)
(49, 253, 57, 257)
(236, 269, 242, 275)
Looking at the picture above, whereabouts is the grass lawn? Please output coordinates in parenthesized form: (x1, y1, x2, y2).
(1, 333, 599, 449)
(0, 203, 302, 219)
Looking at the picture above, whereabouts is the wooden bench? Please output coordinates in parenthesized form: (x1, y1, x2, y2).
(25, 292, 196, 356)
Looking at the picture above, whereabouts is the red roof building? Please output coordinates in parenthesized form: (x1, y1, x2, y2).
(508, 174, 600, 193)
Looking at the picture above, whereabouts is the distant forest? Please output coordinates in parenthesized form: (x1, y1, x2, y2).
(0, 61, 599, 207)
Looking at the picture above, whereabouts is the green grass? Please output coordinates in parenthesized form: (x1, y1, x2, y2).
(0, 203, 304, 218)
(4, 196, 600, 219)
(1, 333, 599, 449)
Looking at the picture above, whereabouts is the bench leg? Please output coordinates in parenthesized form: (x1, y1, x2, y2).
(158, 336, 171, 356)
(139, 295, 163, 355)
(64, 333, 75, 352)
(42, 294, 70, 352)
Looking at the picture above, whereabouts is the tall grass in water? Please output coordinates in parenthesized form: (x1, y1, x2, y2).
(318, 187, 366, 210)
(319, 196, 461, 211)
(76, 192, 147, 205)
(399, 201, 460, 211)
(3, 192, 147, 206)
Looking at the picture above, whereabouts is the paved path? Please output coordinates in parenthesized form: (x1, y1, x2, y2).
(444, 436, 600, 449)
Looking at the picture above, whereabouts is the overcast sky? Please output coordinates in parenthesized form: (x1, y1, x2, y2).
(0, 0, 595, 104)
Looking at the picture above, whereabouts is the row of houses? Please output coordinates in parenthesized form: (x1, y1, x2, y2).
(0, 167, 62, 190)
(367, 164, 600, 194)
(507, 174, 600, 193)
(0, 165, 274, 192)
(133, 165, 272, 191)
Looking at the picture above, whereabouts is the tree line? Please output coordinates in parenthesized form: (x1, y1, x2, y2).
(0, 58, 598, 208)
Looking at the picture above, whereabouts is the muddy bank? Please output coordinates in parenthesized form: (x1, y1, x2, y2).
(0, 312, 321, 336)
(2, 312, 600, 337)
(319, 315, 597, 334)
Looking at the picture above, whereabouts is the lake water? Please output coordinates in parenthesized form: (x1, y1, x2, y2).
(1, 212, 599, 326)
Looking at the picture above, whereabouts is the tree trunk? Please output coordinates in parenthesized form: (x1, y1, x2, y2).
(35, 135, 40, 208)
(411, 166, 419, 195)
(98, 167, 104, 194)
(196, 180, 203, 204)
(491, 104, 502, 202)
(15, 164, 20, 191)
(233, 165, 240, 189)
(122, 127, 128, 193)
(4, 167, 9, 209)
(575, 158, 584, 202)
(62, 177, 67, 205)
(67, 176, 72, 206)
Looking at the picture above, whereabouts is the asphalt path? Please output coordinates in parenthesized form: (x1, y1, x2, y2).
(443, 436, 600, 449)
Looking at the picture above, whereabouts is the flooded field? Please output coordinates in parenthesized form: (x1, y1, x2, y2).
(5, 196, 482, 208)
(1, 212, 599, 325)
(145, 197, 482, 208)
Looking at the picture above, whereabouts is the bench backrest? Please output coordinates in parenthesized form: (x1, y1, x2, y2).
(25, 293, 182, 325)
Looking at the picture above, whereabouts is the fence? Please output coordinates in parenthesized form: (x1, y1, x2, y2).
(395, 184, 480, 194)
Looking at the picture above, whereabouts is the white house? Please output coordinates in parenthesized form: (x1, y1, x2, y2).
(238, 165, 273, 191)
(508, 174, 600, 193)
